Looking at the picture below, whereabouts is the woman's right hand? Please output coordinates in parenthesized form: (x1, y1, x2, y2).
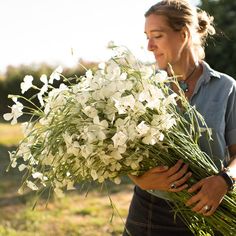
(128, 160, 192, 192)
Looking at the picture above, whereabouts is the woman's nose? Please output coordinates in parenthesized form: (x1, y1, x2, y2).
(147, 38, 155, 51)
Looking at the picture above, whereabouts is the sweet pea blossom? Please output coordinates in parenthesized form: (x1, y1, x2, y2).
(49, 66, 63, 84)
(21, 75, 34, 94)
(3, 97, 23, 125)
(136, 121, 150, 136)
(85, 69, 93, 79)
(83, 106, 98, 118)
(112, 131, 128, 148)
(37, 74, 48, 106)
(113, 94, 136, 114)
(26, 180, 39, 191)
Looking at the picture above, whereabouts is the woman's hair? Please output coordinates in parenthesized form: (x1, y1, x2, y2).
(145, 0, 216, 59)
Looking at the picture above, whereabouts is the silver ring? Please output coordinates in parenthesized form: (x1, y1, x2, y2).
(170, 182, 177, 189)
(203, 205, 210, 212)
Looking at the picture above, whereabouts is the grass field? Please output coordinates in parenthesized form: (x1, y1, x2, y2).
(0, 123, 23, 146)
(0, 124, 133, 236)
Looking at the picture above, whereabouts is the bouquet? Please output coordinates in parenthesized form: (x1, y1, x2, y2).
(4, 45, 236, 235)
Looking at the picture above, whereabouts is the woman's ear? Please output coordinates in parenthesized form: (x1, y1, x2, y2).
(181, 26, 190, 41)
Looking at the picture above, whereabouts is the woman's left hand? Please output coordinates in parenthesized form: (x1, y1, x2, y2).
(185, 175, 228, 216)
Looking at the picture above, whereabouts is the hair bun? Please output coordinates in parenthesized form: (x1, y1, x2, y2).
(197, 9, 216, 37)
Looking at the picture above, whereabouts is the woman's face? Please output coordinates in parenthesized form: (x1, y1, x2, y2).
(145, 14, 187, 70)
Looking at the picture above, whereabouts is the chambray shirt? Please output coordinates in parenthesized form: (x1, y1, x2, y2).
(191, 61, 236, 169)
(150, 61, 236, 200)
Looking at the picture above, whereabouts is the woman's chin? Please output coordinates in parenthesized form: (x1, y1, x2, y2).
(156, 63, 167, 71)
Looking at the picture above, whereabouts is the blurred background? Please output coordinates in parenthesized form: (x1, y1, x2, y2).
(0, 0, 235, 235)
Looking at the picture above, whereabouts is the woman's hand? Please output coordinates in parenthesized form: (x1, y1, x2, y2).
(185, 175, 228, 216)
(128, 159, 192, 192)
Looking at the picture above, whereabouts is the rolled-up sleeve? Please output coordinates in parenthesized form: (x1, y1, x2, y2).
(225, 83, 236, 146)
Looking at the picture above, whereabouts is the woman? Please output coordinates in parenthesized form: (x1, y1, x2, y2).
(123, 0, 236, 235)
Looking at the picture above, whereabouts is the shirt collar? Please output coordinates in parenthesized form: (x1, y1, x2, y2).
(201, 61, 221, 83)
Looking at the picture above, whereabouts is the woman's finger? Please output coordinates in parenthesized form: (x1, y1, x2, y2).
(168, 163, 190, 182)
(169, 172, 192, 190)
(166, 159, 184, 176)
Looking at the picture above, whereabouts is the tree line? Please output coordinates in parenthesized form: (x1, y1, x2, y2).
(0, 61, 96, 119)
(200, 0, 236, 78)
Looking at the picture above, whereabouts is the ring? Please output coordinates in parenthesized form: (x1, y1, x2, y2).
(203, 205, 210, 212)
(170, 182, 177, 189)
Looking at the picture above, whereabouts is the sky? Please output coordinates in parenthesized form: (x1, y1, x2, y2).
(0, 0, 199, 73)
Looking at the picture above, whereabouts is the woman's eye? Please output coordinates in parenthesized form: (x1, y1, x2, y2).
(146, 35, 162, 40)
(154, 35, 162, 39)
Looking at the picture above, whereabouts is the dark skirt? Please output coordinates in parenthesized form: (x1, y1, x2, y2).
(123, 186, 223, 236)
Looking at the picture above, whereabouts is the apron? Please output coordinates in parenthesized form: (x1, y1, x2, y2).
(123, 186, 223, 236)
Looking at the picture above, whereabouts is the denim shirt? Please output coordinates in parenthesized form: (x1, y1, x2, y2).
(191, 61, 236, 168)
(149, 61, 236, 200)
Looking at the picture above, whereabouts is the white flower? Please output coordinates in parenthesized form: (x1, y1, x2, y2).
(114, 117, 129, 131)
(139, 84, 164, 110)
(87, 125, 107, 143)
(93, 116, 108, 129)
(21, 122, 32, 137)
(159, 133, 164, 141)
(127, 122, 139, 141)
(142, 128, 162, 145)
(102, 82, 118, 98)
(21, 75, 33, 94)
(106, 60, 121, 79)
(120, 72, 127, 80)
(85, 69, 93, 79)
(151, 114, 176, 130)
(49, 66, 63, 84)
(37, 74, 49, 106)
(32, 172, 47, 181)
(112, 131, 128, 148)
(131, 161, 140, 170)
(113, 95, 136, 114)
(110, 150, 123, 160)
(40, 74, 48, 94)
(37, 92, 44, 107)
(163, 93, 177, 107)
(81, 144, 94, 158)
(3, 97, 24, 125)
(91, 169, 98, 180)
(83, 106, 98, 118)
(18, 164, 27, 171)
(26, 180, 39, 191)
(155, 70, 168, 82)
(76, 92, 90, 107)
(140, 66, 154, 80)
(113, 177, 121, 185)
(98, 62, 106, 70)
(107, 40, 115, 48)
(63, 133, 81, 156)
(136, 121, 150, 136)
(45, 83, 69, 109)
(17, 142, 31, 160)
(8, 151, 17, 168)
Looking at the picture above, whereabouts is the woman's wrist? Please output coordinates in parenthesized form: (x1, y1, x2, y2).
(217, 167, 235, 191)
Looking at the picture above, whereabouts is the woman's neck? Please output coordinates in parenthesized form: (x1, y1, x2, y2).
(167, 50, 199, 80)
